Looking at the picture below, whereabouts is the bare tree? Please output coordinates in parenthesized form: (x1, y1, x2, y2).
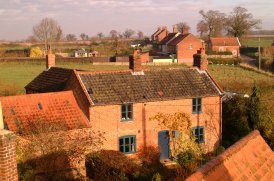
(199, 10, 226, 37)
(109, 30, 118, 39)
(26, 35, 38, 43)
(97, 32, 104, 40)
(225, 6, 261, 38)
(66, 34, 77, 41)
(137, 31, 144, 39)
(17, 119, 104, 180)
(176, 22, 191, 34)
(33, 18, 62, 50)
(80, 33, 89, 40)
(123, 29, 135, 39)
(196, 20, 209, 39)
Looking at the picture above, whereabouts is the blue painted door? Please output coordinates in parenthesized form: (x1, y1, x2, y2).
(158, 130, 170, 160)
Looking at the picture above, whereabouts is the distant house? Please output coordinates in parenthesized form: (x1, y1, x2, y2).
(208, 37, 241, 57)
(186, 130, 274, 181)
(22, 50, 223, 160)
(167, 32, 203, 64)
(75, 48, 88, 57)
(151, 26, 169, 43)
(158, 32, 180, 52)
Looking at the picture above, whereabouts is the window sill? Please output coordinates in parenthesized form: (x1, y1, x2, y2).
(120, 119, 134, 122)
(192, 112, 202, 114)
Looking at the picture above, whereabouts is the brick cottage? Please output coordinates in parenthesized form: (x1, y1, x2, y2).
(23, 49, 223, 159)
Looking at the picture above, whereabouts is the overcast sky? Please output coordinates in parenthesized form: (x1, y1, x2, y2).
(0, 0, 273, 40)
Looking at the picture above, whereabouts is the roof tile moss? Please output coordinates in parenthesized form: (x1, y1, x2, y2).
(25, 67, 73, 92)
(78, 68, 221, 105)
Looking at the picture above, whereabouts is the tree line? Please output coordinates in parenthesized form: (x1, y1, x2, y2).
(29, 6, 261, 50)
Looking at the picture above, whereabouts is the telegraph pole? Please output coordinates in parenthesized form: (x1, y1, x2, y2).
(258, 36, 261, 70)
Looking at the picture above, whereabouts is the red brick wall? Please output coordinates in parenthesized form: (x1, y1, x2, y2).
(156, 29, 168, 43)
(0, 130, 18, 181)
(140, 52, 149, 63)
(65, 72, 91, 120)
(212, 46, 240, 57)
(177, 35, 202, 64)
(89, 96, 221, 154)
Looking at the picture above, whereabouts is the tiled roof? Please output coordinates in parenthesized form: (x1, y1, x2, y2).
(0, 91, 89, 135)
(168, 33, 190, 46)
(78, 68, 222, 105)
(159, 33, 177, 45)
(210, 37, 241, 46)
(186, 130, 274, 181)
(25, 67, 73, 93)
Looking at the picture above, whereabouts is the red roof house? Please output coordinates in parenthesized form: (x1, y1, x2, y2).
(19, 50, 223, 159)
(209, 37, 241, 57)
(186, 130, 274, 181)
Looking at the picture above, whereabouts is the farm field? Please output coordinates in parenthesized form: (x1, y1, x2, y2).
(241, 36, 274, 47)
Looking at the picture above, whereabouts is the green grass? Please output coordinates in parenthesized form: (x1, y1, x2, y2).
(0, 61, 130, 94)
(241, 37, 274, 47)
(209, 64, 273, 92)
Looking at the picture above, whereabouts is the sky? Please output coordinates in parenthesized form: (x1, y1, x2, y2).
(0, 0, 273, 41)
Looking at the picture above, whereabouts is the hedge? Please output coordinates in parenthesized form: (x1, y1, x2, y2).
(208, 58, 242, 65)
(206, 50, 232, 55)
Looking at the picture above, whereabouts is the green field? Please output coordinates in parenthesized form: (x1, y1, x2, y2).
(241, 37, 274, 47)
(0, 61, 273, 94)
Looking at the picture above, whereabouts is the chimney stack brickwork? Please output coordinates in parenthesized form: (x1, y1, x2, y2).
(132, 49, 142, 72)
(193, 44, 208, 71)
(0, 129, 18, 181)
(46, 46, 55, 69)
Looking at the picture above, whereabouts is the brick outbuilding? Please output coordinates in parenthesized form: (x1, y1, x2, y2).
(208, 37, 241, 57)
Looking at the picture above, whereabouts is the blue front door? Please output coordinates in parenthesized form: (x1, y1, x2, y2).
(158, 130, 170, 160)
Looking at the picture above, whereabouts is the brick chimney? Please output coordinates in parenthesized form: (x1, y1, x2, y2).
(46, 46, 55, 69)
(130, 49, 143, 73)
(173, 25, 178, 33)
(193, 43, 208, 71)
(182, 28, 189, 35)
(0, 130, 18, 181)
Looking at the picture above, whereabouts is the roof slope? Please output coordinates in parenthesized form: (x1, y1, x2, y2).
(186, 130, 274, 181)
(25, 67, 73, 92)
(0, 91, 89, 135)
(159, 33, 177, 45)
(210, 37, 241, 46)
(78, 68, 221, 105)
(168, 33, 190, 46)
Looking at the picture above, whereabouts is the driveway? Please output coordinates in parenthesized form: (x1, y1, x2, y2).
(240, 54, 257, 66)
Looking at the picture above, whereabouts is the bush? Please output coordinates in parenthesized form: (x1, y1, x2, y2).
(208, 58, 242, 65)
(30, 47, 43, 58)
(85, 150, 139, 181)
(222, 96, 251, 148)
(176, 150, 201, 178)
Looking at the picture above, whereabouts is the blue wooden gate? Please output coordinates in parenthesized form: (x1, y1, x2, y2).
(158, 130, 170, 160)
